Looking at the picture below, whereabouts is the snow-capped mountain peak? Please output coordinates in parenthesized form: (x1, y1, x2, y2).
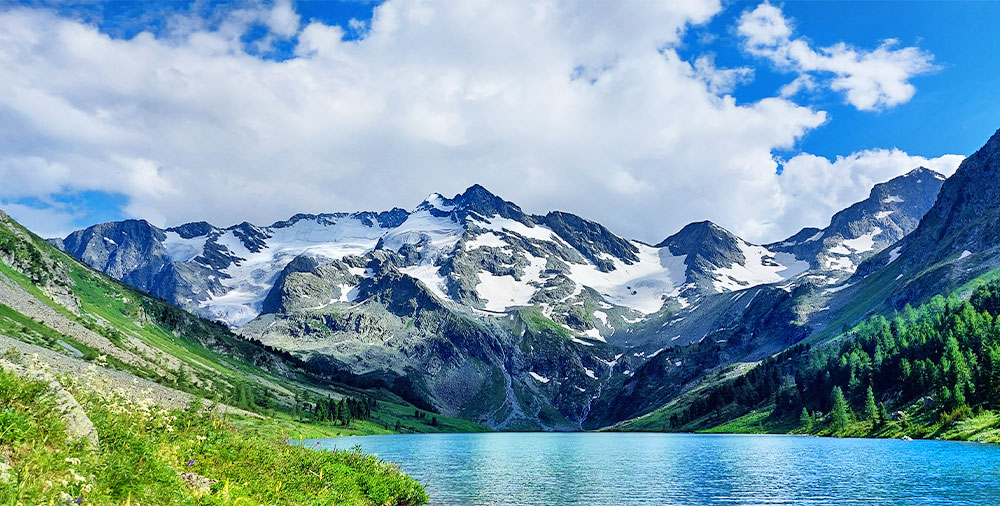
(52, 175, 945, 330)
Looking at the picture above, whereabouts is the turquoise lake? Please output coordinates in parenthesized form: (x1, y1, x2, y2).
(309, 432, 1000, 505)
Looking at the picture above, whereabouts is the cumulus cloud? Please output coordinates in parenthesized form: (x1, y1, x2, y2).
(691, 54, 754, 95)
(738, 2, 937, 111)
(0, 0, 956, 244)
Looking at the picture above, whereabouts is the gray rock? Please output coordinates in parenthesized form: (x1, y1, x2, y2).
(180, 472, 218, 493)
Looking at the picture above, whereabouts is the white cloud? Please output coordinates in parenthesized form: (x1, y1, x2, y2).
(691, 54, 754, 95)
(266, 0, 300, 38)
(738, 2, 937, 111)
(0, 200, 81, 238)
(0, 0, 957, 246)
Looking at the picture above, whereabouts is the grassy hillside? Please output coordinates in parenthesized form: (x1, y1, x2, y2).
(0, 209, 486, 503)
(0, 366, 426, 505)
(613, 276, 1000, 443)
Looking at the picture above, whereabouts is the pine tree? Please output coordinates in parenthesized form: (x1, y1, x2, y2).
(800, 407, 813, 431)
(339, 399, 350, 426)
(864, 385, 878, 422)
(831, 386, 849, 432)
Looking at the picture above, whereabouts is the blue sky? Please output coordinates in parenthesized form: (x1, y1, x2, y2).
(703, 0, 1000, 160)
(0, 0, 995, 242)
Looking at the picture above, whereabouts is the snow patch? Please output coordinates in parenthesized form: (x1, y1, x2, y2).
(823, 255, 855, 271)
(475, 254, 546, 311)
(825, 282, 855, 294)
(712, 242, 809, 292)
(475, 216, 556, 241)
(568, 242, 688, 314)
(163, 231, 208, 263)
(528, 372, 550, 384)
(842, 227, 882, 254)
(400, 263, 451, 301)
(465, 232, 507, 250)
(593, 311, 608, 326)
(581, 328, 605, 342)
(336, 283, 360, 303)
(887, 246, 902, 264)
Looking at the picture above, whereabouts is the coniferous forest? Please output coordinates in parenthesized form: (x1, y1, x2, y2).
(665, 278, 1000, 438)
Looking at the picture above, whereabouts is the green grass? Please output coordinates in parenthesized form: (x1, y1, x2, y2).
(233, 401, 490, 441)
(686, 400, 1000, 443)
(698, 409, 795, 435)
(0, 366, 428, 505)
(518, 306, 572, 340)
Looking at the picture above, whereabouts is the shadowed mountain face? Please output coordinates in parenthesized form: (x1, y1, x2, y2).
(50, 163, 949, 429)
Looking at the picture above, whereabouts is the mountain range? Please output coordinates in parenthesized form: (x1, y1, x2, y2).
(44, 144, 972, 431)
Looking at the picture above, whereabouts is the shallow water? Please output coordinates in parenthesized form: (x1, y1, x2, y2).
(309, 432, 1000, 505)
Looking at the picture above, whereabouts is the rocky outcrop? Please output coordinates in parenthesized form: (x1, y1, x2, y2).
(0, 354, 99, 448)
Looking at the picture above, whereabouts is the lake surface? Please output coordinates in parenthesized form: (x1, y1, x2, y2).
(309, 432, 1000, 505)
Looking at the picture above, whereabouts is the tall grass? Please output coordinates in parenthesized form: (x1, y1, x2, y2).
(0, 366, 428, 505)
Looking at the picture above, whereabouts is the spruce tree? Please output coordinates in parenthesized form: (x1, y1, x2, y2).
(800, 407, 813, 431)
(864, 386, 878, 422)
(831, 386, 849, 432)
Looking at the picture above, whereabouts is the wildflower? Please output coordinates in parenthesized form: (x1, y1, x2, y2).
(65, 457, 81, 465)
(70, 468, 87, 483)
(187, 460, 196, 467)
